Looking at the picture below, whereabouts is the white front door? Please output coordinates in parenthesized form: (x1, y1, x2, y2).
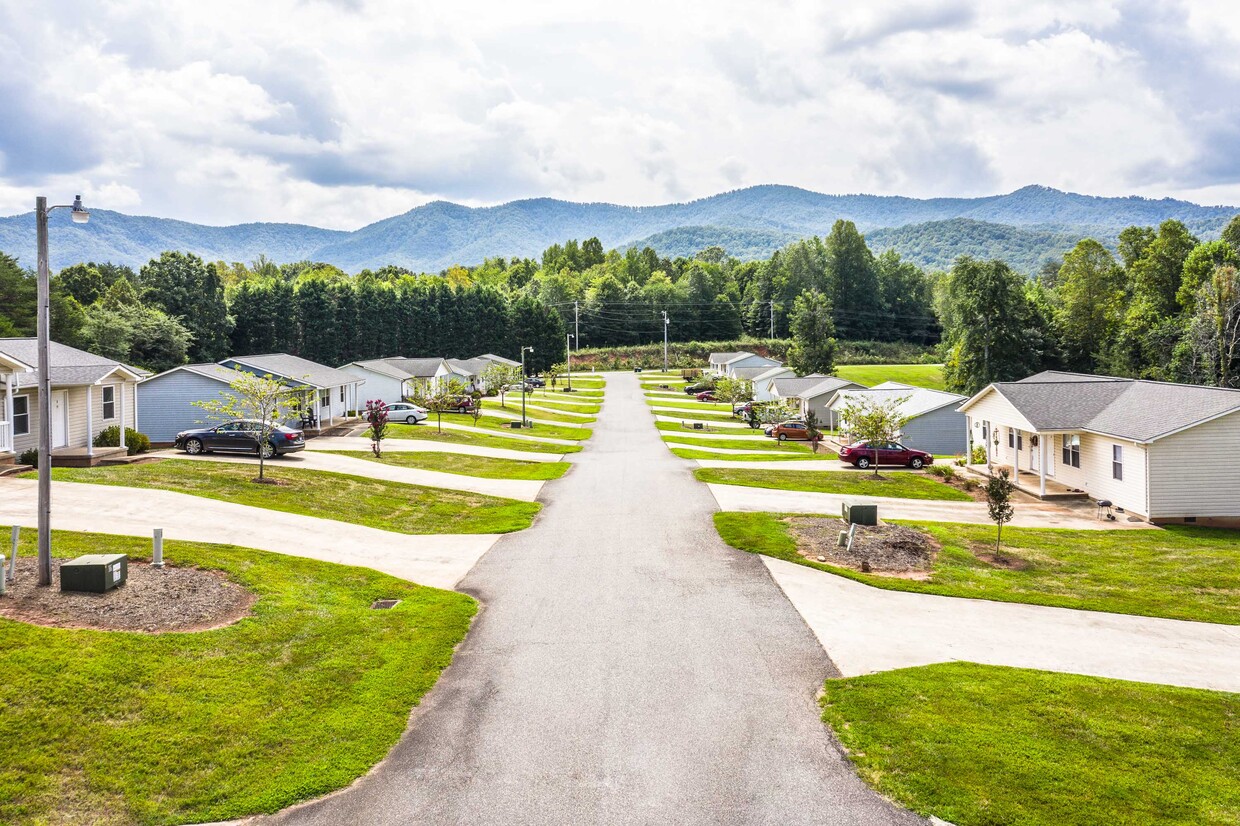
(51, 390, 68, 448)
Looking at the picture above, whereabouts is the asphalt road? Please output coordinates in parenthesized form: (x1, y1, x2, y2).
(262, 372, 920, 825)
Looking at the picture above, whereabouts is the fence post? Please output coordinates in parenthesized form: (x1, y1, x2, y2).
(152, 528, 164, 569)
(7, 525, 16, 581)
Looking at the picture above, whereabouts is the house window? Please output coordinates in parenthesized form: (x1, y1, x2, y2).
(339, 386, 346, 403)
(1062, 434, 1081, 468)
(1007, 429, 1023, 450)
(102, 386, 116, 420)
(13, 396, 29, 436)
(319, 389, 330, 408)
(1112, 445, 1123, 481)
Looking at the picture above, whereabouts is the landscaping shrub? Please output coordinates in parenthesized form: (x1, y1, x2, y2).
(971, 445, 987, 464)
(18, 448, 38, 467)
(93, 425, 151, 455)
(927, 463, 956, 480)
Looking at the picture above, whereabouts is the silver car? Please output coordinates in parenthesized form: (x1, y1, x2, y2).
(383, 401, 429, 424)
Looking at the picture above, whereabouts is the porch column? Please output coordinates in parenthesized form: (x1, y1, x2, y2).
(328, 389, 335, 427)
(119, 384, 126, 450)
(3, 372, 12, 452)
(1012, 428, 1019, 479)
(133, 382, 139, 434)
(1038, 435, 1046, 497)
(86, 387, 94, 457)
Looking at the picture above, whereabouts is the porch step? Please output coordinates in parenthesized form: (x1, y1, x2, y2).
(0, 463, 33, 477)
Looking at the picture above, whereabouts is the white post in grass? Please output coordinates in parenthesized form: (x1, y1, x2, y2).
(152, 527, 164, 569)
(8, 526, 17, 581)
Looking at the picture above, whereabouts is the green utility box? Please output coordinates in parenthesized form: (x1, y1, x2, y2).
(60, 554, 128, 593)
(841, 501, 878, 526)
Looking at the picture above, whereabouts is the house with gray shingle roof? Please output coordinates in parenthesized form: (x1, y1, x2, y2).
(341, 357, 450, 404)
(0, 338, 144, 465)
(828, 382, 968, 456)
(219, 353, 366, 428)
(959, 370, 1240, 522)
(768, 375, 867, 428)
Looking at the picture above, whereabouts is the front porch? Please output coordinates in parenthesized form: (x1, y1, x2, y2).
(964, 463, 1090, 501)
(50, 446, 130, 468)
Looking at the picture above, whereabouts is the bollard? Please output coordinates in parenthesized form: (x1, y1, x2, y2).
(152, 528, 165, 569)
(8, 525, 16, 581)
(0, 553, 5, 595)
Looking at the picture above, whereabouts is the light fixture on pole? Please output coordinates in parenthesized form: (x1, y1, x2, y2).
(565, 333, 574, 392)
(661, 311, 670, 373)
(34, 195, 91, 587)
(520, 346, 534, 427)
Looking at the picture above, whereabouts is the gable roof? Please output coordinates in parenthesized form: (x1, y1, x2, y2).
(446, 357, 489, 376)
(0, 338, 143, 388)
(341, 359, 416, 381)
(961, 372, 1240, 443)
(225, 353, 364, 389)
(731, 365, 784, 380)
(724, 351, 778, 366)
(769, 374, 832, 397)
(380, 357, 446, 379)
(829, 383, 967, 418)
(751, 365, 795, 383)
(477, 353, 520, 367)
(142, 362, 250, 385)
(709, 351, 748, 364)
(799, 376, 868, 400)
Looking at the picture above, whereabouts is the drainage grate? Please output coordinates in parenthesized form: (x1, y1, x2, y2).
(371, 599, 401, 610)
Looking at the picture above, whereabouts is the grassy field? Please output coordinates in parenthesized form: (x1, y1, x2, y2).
(835, 363, 946, 390)
(45, 460, 540, 534)
(671, 448, 836, 462)
(331, 450, 570, 481)
(714, 513, 1240, 624)
(695, 468, 970, 500)
(509, 396, 602, 413)
(654, 420, 770, 435)
(662, 434, 824, 453)
(383, 423, 580, 454)
(0, 531, 475, 826)
(419, 414, 593, 441)
(487, 406, 597, 424)
(544, 388, 604, 399)
(820, 662, 1240, 826)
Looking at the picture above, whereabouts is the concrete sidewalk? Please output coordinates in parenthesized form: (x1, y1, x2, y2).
(694, 457, 842, 467)
(665, 441, 807, 456)
(654, 414, 752, 429)
(764, 556, 1240, 692)
(707, 483, 1152, 530)
(0, 478, 500, 590)
(155, 450, 545, 501)
(305, 435, 565, 463)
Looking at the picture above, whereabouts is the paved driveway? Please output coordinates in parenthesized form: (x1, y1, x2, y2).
(258, 372, 919, 825)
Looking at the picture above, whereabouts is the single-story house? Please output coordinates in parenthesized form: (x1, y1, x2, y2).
(708, 351, 782, 378)
(136, 363, 255, 444)
(446, 358, 490, 391)
(958, 370, 1240, 523)
(829, 381, 968, 456)
(220, 354, 366, 427)
(476, 353, 521, 369)
(751, 366, 796, 402)
(0, 338, 143, 466)
(343, 357, 450, 404)
(769, 375, 866, 428)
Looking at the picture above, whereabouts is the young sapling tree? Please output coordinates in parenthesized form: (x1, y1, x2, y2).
(193, 372, 300, 482)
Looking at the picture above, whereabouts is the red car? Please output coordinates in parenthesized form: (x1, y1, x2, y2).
(764, 420, 810, 441)
(839, 440, 932, 470)
(695, 391, 717, 401)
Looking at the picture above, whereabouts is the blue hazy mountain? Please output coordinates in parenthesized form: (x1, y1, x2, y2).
(0, 184, 1234, 273)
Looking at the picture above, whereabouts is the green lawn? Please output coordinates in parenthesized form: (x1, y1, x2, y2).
(654, 408, 743, 423)
(382, 423, 580, 454)
(695, 468, 970, 500)
(643, 396, 731, 411)
(714, 513, 1240, 624)
(544, 388, 604, 399)
(671, 448, 836, 462)
(835, 363, 945, 390)
(44, 460, 540, 534)
(508, 396, 601, 413)
(330, 450, 570, 481)
(486, 406, 596, 424)
(0, 531, 475, 826)
(820, 662, 1240, 826)
(654, 420, 768, 435)
(662, 434, 823, 453)
(417, 414, 593, 441)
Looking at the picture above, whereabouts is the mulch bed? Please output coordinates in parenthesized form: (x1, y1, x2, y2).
(0, 556, 256, 633)
(787, 516, 940, 579)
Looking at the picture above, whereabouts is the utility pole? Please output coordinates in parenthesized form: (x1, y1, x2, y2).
(768, 300, 775, 338)
(574, 300, 580, 352)
(565, 333, 574, 391)
(520, 345, 534, 427)
(661, 311, 670, 372)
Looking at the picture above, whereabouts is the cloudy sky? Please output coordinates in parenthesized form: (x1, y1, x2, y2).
(1, 0, 1238, 228)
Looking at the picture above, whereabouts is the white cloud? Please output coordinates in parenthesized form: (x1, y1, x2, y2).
(0, 0, 1237, 228)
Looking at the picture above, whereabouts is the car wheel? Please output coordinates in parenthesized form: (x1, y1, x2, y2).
(184, 438, 203, 455)
(856, 456, 871, 469)
(406, 415, 416, 424)
(778, 433, 787, 442)
(258, 441, 275, 459)
(910, 457, 925, 469)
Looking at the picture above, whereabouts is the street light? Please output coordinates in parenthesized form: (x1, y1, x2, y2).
(34, 195, 91, 587)
(565, 333, 574, 392)
(520, 346, 534, 427)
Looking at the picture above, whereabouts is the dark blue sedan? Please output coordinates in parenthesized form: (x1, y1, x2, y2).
(174, 420, 305, 458)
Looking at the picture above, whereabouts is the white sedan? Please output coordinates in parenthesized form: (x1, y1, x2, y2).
(383, 401, 429, 424)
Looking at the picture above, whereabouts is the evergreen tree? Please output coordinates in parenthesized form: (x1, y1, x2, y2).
(824, 220, 880, 339)
(786, 289, 837, 375)
(1054, 239, 1124, 372)
(140, 250, 234, 362)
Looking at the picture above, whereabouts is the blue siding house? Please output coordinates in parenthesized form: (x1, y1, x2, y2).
(136, 363, 253, 444)
(828, 382, 969, 457)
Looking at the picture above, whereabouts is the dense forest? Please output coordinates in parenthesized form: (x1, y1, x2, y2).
(2, 211, 1239, 394)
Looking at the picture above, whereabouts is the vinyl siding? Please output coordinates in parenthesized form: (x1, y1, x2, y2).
(1050, 433, 1148, 517)
(10, 382, 137, 452)
(899, 406, 968, 456)
(138, 371, 237, 443)
(726, 355, 780, 376)
(1147, 410, 1240, 519)
(961, 389, 1036, 433)
(351, 369, 404, 405)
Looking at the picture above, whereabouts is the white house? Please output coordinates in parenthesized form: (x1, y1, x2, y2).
(344, 358, 450, 404)
(958, 370, 1240, 523)
(751, 365, 796, 402)
(829, 382, 968, 456)
(219, 354, 366, 427)
(0, 338, 143, 466)
(769, 375, 866, 428)
(708, 351, 782, 378)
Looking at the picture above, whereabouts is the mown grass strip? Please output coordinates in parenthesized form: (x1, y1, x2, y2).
(330, 450, 570, 481)
(695, 468, 970, 500)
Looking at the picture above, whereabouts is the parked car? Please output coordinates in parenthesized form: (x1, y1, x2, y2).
(528, 376, 546, 387)
(839, 440, 932, 469)
(695, 391, 717, 401)
(448, 395, 477, 413)
(685, 381, 714, 394)
(383, 401, 428, 424)
(175, 420, 305, 458)
(732, 401, 753, 417)
(764, 420, 810, 441)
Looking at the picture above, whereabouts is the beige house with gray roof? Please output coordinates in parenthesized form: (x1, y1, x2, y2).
(959, 370, 1240, 523)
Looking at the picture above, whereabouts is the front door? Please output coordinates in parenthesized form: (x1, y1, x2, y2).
(51, 390, 68, 448)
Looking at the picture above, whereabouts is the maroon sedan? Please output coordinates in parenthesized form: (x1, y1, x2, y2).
(695, 391, 717, 401)
(839, 440, 932, 470)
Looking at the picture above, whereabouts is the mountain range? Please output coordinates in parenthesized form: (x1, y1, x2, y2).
(1, 185, 1235, 275)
